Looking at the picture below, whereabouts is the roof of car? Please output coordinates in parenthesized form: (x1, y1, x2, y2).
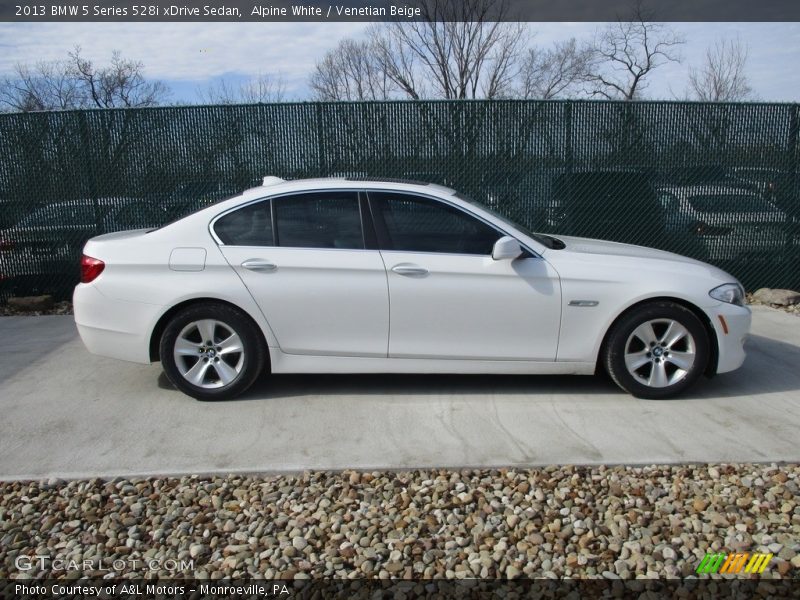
(242, 176, 457, 199)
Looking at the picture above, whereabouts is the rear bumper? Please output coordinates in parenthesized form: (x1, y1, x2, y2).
(707, 302, 751, 374)
(73, 283, 162, 364)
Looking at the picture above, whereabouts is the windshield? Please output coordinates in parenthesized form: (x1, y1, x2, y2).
(453, 192, 565, 249)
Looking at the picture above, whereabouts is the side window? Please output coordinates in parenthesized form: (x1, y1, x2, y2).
(370, 192, 501, 255)
(214, 200, 274, 246)
(274, 192, 363, 249)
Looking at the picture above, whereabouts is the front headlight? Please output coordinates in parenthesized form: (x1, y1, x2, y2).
(709, 283, 745, 306)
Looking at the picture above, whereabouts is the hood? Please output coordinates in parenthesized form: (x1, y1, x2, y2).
(543, 234, 737, 285)
(553, 235, 705, 265)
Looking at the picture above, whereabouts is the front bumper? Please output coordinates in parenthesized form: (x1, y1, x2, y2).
(707, 302, 751, 374)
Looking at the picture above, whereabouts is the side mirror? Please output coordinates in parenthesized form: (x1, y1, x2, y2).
(492, 236, 523, 260)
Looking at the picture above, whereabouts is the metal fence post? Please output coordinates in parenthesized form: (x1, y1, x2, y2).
(787, 104, 800, 266)
(79, 111, 102, 235)
(315, 103, 327, 177)
(565, 101, 574, 175)
(564, 100, 574, 221)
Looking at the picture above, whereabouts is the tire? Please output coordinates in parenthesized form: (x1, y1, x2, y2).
(159, 302, 266, 401)
(603, 301, 709, 399)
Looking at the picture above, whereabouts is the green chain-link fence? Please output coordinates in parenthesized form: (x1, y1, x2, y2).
(1, 99, 798, 299)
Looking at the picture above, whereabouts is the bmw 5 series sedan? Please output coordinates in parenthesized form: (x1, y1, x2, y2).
(73, 177, 750, 400)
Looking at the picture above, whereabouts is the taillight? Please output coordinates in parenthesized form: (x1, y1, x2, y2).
(689, 221, 732, 237)
(0, 239, 13, 251)
(80, 254, 105, 283)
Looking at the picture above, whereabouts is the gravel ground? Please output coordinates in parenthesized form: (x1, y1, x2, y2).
(1, 464, 798, 580)
(0, 301, 72, 317)
(747, 294, 800, 317)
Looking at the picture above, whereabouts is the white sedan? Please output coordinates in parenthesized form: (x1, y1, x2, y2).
(73, 177, 750, 401)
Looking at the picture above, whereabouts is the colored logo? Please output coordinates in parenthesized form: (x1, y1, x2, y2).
(696, 552, 773, 575)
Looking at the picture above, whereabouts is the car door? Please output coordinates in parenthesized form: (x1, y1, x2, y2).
(215, 190, 389, 357)
(368, 191, 561, 361)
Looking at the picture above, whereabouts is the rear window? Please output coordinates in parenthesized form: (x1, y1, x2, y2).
(214, 201, 274, 246)
(688, 194, 778, 213)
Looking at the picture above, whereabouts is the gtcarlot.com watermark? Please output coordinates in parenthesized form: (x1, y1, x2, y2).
(15, 555, 194, 572)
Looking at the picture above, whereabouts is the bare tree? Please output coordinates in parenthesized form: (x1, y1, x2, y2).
(200, 73, 287, 104)
(371, 0, 525, 100)
(518, 38, 592, 99)
(240, 75, 287, 103)
(371, 25, 424, 100)
(688, 37, 753, 101)
(69, 47, 169, 108)
(0, 47, 169, 112)
(0, 60, 83, 112)
(583, 3, 684, 100)
(310, 37, 394, 100)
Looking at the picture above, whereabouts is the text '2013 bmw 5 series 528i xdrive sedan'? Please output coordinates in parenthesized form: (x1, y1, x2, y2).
(73, 177, 750, 400)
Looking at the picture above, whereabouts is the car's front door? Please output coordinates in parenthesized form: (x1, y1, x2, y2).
(216, 191, 389, 357)
(368, 191, 561, 361)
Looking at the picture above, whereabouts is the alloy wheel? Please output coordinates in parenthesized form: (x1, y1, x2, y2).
(173, 319, 244, 389)
(623, 318, 697, 388)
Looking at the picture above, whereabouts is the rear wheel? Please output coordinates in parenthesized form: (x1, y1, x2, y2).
(603, 302, 709, 399)
(160, 303, 266, 400)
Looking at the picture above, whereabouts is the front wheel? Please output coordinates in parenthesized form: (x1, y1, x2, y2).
(160, 303, 266, 400)
(603, 302, 710, 399)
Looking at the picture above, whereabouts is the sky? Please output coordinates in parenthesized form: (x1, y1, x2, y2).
(0, 22, 799, 102)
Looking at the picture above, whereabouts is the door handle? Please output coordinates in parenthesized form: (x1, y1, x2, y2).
(241, 259, 277, 272)
(391, 264, 429, 277)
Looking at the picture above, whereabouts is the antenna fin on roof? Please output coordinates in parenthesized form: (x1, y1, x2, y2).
(262, 176, 285, 187)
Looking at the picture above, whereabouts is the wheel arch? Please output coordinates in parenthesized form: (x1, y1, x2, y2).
(149, 297, 272, 371)
(596, 296, 719, 378)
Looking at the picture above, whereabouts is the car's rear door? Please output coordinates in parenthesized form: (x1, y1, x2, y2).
(368, 190, 561, 361)
(215, 190, 390, 357)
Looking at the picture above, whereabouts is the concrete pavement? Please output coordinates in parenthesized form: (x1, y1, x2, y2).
(0, 306, 798, 480)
